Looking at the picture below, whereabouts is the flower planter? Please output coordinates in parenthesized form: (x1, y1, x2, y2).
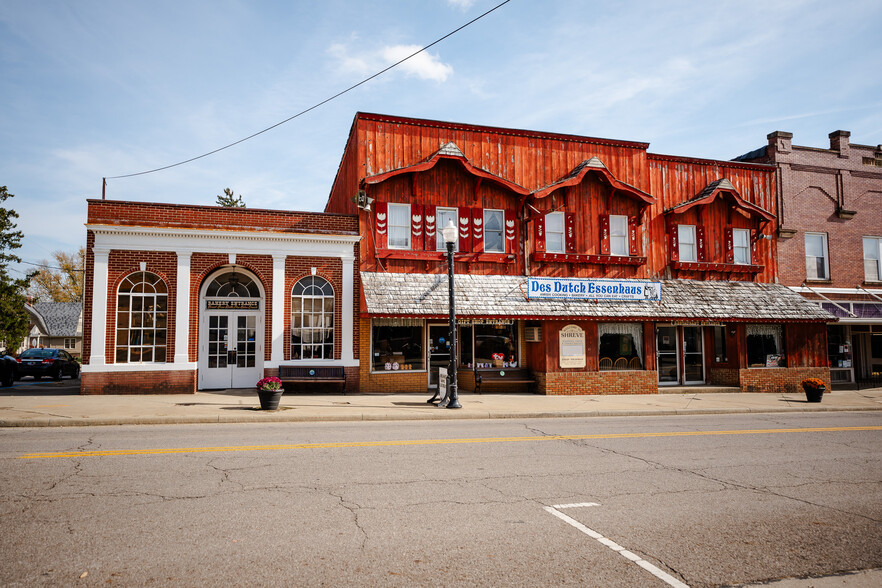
(257, 389, 284, 410)
(803, 384, 825, 403)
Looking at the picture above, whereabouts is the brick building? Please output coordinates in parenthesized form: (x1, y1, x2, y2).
(737, 131, 882, 386)
(81, 200, 360, 394)
(326, 113, 831, 396)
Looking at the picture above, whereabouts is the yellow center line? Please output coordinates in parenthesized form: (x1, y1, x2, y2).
(17, 426, 882, 459)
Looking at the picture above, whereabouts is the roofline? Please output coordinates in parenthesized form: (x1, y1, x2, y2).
(649, 152, 776, 173)
(354, 112, 651, 151)
(87, 199, 355, 219)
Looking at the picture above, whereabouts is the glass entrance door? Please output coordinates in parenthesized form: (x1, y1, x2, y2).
(427, 324, 452, 389)
(682, 326, 705, 384)
(202, 313, 261, 389)
(657, 326, 679, 385)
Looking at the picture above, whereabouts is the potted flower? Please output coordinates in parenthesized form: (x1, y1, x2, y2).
(801, 377, 826, 403)
(256, 376, 284, 410)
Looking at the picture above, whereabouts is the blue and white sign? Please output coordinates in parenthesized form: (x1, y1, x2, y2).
(527, 277, 662, 301)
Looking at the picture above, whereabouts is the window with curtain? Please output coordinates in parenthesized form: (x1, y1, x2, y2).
(115, 271, 168, 363)
(546, 212, 564, 253)
(598, 323, 643, 370)
(733, 229, 750, 264)
(435, 207, 459, 251)
(484, 209, 504, 253)
(291, 276, 334, 360)
(679, 224, 696, 262)
(388, 203, 411, 249)
(864, 236, 881, 282)
(371, 319, 424, 371)
(610, 215, 629, 256)
(746, 324, 785, 367)
(805, 233, 829, 280)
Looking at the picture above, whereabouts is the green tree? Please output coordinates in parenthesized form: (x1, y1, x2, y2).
(0, 186, 32, 351)
(216, 188, 245, 208)
(27, 247, 85, 302)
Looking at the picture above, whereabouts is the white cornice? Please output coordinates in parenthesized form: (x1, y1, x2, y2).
(88, 224, 360, 258)
(789, 286, 882, 295)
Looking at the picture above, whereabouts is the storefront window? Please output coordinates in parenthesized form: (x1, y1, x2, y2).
(116, 271, 168, 364)
(372, 321, 424, 371)
(464, 323, 518, 368)
(599, 323, 643, 370)
(746, 324, 785, 367)
(712, 326, 727, 363)
(291, 276, 334, 360)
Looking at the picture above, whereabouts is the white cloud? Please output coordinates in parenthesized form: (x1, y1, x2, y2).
(329, 42, 453, 82)
(447, 0, 477, 10)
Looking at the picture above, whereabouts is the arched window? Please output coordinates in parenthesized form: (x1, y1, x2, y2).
(205, 271, 261, 298)
(291, 276, 334, 360)
(116, 272, 168, 363)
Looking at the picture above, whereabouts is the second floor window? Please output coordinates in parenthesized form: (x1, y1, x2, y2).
(546, 212, 564, 253)
(436, 207, 459, 251)
(733, 229, 750, 264)
(678, 224, 696, 262)
(805, 233, 829, 280)
(484, 209, 504, 253)
(864, 237, 882, 282)
(387, 203, 411, 249)
(610, 215, 629, 256)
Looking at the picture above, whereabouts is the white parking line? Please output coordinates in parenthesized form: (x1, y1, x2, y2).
(544, 505, 689, 588)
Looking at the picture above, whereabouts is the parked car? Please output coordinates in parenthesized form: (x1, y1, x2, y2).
(16, 348, 80, 381)
(0, 350, 16, 387)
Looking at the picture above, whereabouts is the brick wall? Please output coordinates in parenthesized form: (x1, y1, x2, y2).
(538, 370, 658, 395)
(707, 367, 740, 386)
(739, 366, 830, 394)
(81, 370, 196, 395)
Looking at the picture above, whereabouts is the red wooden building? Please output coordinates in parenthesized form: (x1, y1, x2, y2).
(326, 113, 831, 395)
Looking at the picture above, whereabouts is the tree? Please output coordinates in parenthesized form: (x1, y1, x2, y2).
(0, 186, 32, 351)
(27, 247, 85, 303)
(216, 188, 245, 208)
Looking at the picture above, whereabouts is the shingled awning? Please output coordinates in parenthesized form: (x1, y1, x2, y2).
(361, 272, 834, 322)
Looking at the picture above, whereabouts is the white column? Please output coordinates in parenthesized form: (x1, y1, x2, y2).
(341, 254, 355, 363)
(271, 254, 287, 365)
(174, 251, 192, 364)
(89, 247, 110, 366)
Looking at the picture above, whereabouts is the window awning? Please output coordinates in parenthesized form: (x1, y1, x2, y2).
(361, 272, 834, 322)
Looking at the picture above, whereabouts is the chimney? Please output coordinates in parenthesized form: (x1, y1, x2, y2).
(829, 130, 850, 158)
(767, 131, 792, 154)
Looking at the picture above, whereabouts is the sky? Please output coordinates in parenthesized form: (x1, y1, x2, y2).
(2, 0, 881, 279)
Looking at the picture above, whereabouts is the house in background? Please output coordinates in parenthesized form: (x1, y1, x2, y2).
(22, 302, 84, 357)
(736, 131, 882, 387)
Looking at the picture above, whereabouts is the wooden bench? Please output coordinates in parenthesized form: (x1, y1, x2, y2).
(278, 366, 346, 393)
(474, 367, 535, 394)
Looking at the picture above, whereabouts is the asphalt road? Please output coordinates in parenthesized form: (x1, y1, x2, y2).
(1, 412, 880, 587)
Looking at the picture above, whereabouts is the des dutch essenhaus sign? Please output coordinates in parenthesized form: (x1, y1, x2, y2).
(527, 277, 662, 301)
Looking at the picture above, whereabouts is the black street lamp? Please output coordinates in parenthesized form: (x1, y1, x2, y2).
(439, 219, 461, 409)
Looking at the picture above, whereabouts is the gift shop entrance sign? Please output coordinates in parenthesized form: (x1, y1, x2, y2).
(527, 277, 662, 301)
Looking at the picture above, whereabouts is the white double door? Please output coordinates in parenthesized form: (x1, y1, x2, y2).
(199, 311, 263, 389)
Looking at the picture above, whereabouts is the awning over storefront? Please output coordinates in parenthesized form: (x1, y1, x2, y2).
(361, 272, 834, 322)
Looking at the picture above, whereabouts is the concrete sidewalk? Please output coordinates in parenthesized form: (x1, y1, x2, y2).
(1, 382, 882, 427)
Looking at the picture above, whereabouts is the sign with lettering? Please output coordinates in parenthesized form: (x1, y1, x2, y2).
(527, 277, 662, 301)
(458, 319, 514, 326)
(206, 300, 260, 310)
(559, 324, 586, 368)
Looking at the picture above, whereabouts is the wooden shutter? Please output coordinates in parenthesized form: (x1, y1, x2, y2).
(696, 225, 707, 262)
(410, 204, 423, 251)
(669, 220, 679, 262)
(375, 201, 388, 250)
(423, 205, 436, 251)
(599, 214, 610, 255)
(628, 215, 639, 256)
(750, 229, 758, 265)
(724, 227, 734, 263)
(534, 214, 546, 252)
(458, 206, 471, 252)
(471, 207, 484, 253)
(565, 213, 576, 253)
(504, 209, 516, 254)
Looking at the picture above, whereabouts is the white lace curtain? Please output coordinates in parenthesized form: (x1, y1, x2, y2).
(373, 318, 423, 327)
(599, 322, 643, 360)
(746, 324, 782, 349)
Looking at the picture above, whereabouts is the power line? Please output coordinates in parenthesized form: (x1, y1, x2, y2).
(106, 0, 513, 181)
(19, 260, 85, 272)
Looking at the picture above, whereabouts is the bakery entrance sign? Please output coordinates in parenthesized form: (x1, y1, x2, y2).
(527, 277, 662, 301)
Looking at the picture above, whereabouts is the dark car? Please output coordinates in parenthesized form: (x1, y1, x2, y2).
(16, 348, 80, 381)
(0, 350, 16, 387)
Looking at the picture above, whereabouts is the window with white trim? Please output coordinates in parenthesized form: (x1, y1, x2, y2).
(115, 271, 168, 363)
(291, 276, 334, 360)
(805, 232, 829, 280)
(733, 228, 750, 264)
(546, 212, 564, 253)
(484, 209, 504, 253)
(435, 207, 459, 251)
(864, 237, 882, 282)
(64, 338, 77, 349)
(610, 215, 629, 256)
(678, 224, 696, 262)
(387, 203, 411, 249)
